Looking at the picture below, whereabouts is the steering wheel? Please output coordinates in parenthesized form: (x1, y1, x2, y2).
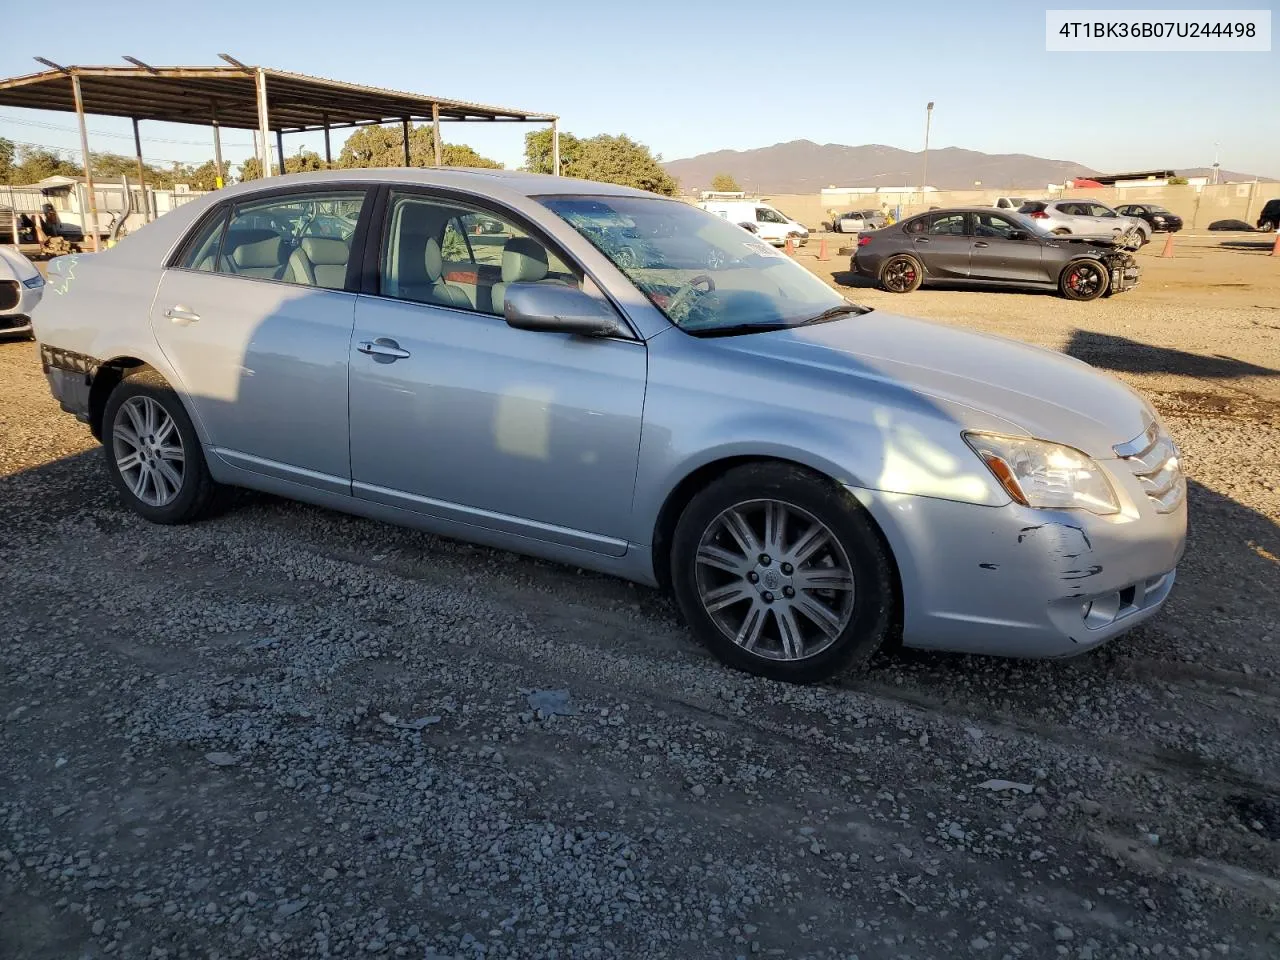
(666, 274, 715, 318)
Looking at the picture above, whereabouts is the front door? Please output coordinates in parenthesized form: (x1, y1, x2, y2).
(968, 212, 1049, 283)
(348, 189, 647, 556)
(149, 188, 369, 493)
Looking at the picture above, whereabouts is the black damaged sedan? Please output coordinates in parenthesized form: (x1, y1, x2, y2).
(851, 208, 1140, 301)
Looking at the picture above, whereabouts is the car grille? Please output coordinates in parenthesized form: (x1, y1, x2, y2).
(1114, 419, 1185, 514)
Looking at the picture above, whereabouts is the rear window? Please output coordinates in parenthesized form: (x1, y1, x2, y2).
(1018, 201, 1046, 213)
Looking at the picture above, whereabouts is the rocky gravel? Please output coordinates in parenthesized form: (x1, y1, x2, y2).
(2, 237, 1279, 958)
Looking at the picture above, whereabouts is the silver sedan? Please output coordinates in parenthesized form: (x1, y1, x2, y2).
(33, 169, 1187, 683)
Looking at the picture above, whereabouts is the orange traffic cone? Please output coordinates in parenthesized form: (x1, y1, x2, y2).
(817, 237, 830, 261)
(1160, 231, 1174, 258)
(784, 236, 795, 256)
(1271, 231, 1280, 257)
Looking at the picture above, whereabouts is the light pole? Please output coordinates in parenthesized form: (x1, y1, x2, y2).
(921, 101, 935, 197)
(1211, 142, 1220, 185)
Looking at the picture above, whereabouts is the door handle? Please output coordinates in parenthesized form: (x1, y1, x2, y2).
(165, 305, 200, 324)
(973, 241, 990, 247)
(357, 338, 411, 362)
(914, 237, 930, 243)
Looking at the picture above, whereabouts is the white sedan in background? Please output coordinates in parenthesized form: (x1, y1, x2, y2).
(0, 246, 44, 339)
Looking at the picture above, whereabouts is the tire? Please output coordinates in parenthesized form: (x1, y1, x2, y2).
(101, 371, 221, 524)
(1260, 220, 1275, 233)
(878, 253, 923, 293)
(1059, 259, 1110, 301)
(669, 463, 894, 684)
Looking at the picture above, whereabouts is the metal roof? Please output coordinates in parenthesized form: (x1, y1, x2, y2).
(0, 63, 557, 131)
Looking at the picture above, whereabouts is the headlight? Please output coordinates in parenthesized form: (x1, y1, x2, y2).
(964, 432, 1119, 515)
(23, 275, 45, 289)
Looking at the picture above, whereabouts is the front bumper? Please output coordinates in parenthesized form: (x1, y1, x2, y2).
(1110, 258, 1141, 294)
(849, 468, 1187, 658)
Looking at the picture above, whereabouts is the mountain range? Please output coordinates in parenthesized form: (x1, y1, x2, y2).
(662, 140, 1266, 193)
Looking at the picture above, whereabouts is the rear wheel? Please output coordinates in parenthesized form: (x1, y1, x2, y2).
(670, 463, 894, 683)
(102, 373, 221, 524)
(878, 254, 923, 293)
(1059, 259, 1110, 301)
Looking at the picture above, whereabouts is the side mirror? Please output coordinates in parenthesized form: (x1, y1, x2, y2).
(1008, 230, 1029, 241)
(503, 282, 621, 338)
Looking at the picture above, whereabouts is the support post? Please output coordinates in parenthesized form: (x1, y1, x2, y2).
(70, 71, 101, 252)
(254, 68, 273, 177)
(276, 129, 286, 177)
(211, 101, 225, 189)
(432, 103, 442, 167)
(323, 114, 332, 165)
(131, 117, 151, 222)
(402, 118, 412, 167)
(552, 119, 560, 176)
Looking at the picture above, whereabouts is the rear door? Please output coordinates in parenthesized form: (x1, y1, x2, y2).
(909, 211, 971, 278)
(969, 212, 1049, 283)
(150, 187, 369, 494)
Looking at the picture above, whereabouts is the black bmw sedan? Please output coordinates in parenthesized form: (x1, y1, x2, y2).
(851, 208, 1140, 301)
(1115, 203, 1184, 233)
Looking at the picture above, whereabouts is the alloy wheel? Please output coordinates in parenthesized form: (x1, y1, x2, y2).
(1066, 263, 1103, 297)
(694, 499, 856, 661)
(112, 396, 185, 507)
(883, 258, 917, 292)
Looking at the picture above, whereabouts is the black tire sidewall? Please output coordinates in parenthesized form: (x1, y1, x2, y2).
(1059, 259, 1110, 301)
(102, 378, 212, 524)
(670, 464, 894, 684)
(879, 254, 923, 293)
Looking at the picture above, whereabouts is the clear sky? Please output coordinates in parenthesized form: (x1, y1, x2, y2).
(2, 0, 1276, 180)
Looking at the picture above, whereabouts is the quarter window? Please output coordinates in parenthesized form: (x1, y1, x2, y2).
(380, 192, 579, 317)
(180, 210, 228, 272)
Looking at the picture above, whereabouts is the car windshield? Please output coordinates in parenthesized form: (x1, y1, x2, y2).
(541, 195, 859, 334)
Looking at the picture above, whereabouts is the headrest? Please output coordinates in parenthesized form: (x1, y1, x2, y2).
(230, 234, 283, 269)
(424, 237, 444, 281)
(501, 237, 549, 283)
(300, 237, 349, 265)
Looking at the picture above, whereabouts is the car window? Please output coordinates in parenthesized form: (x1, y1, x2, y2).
(996, 199, 1011, 209)
(380, 192, 580, 317)
(927, 213, 967, 236)
(973, 213, 1022, 239)
(1090, 205, 1116, 218)
(904, 217, 929, 234)
(1018, 201, 1045, 214)
(212, 191, 366, 290)
(755, 207, 789, 224)
(180, 209, 228, 272)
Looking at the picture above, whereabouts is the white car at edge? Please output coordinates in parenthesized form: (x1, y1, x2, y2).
(0, 246, 45, 339)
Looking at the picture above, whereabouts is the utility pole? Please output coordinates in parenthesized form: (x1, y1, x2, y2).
(921, 101, 934, 197)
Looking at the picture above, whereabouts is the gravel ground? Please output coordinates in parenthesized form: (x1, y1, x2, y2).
(2, 233, 1278, 959)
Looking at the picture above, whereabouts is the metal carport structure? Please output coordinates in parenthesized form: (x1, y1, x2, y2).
(0, 56, 560, 250)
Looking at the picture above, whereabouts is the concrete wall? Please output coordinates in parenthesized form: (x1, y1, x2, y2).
(721, 182, 1273, 230)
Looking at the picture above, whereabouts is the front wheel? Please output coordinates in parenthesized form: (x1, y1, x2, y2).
(1059, 259, 1110, 301)
(878, 253, 923, 293)
(670, 463, 894, 683)
(102, 373, 221, 524)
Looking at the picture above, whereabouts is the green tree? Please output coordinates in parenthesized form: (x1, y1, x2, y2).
(710, 173, 740, 192)
(524, 129, 678, 196)
(11, 146, 80, 184)
(1168, 176, 1189, 185)
(336, 123, 500, 169)
(0, 137, 14, 184)
(185, 159, 231, 190)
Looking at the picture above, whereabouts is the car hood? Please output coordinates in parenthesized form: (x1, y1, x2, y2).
(723, 312, 1151, 458)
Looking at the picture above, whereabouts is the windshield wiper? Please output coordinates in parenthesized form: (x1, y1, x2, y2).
(797, 303, 868, 326)
(683, 321, 791, 338)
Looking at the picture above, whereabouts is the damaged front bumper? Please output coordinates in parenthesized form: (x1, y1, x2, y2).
(1107, 254, 1141, 294)
(848, 465, 1186, 658)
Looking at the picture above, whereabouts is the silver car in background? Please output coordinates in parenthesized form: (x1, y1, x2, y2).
(1020, 198, 1151, 246)
(33, 169, 1186, 683)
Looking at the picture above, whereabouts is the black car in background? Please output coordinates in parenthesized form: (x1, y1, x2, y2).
(851, 208, 1139, 301)
(1257, 199, 1280, 233)
(1116, 203, 1183, 233)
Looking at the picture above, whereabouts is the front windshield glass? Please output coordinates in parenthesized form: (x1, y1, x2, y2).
(540, 195, 856, 333)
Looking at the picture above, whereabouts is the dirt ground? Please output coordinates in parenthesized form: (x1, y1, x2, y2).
(1, 231, 1278, 959)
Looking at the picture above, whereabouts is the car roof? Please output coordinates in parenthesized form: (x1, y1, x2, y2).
(905, 207, 1036, 216)
(209, 167, 664, 204)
